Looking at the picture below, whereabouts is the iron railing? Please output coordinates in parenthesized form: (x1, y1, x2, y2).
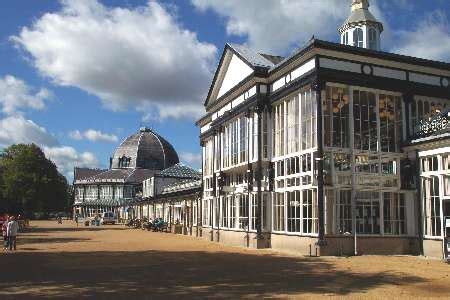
(412, 108, 450, 139)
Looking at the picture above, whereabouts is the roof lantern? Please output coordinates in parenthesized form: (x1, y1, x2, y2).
(339, 0, 383, 51)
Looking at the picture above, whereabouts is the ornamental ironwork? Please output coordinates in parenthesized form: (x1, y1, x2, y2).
(412, 108, 450, 139)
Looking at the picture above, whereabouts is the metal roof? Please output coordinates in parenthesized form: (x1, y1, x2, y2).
(339, 3, 383, 33)
(89, 169, 133, 181)
(158, 163, 201, 179)
(75, 198, 133, 207)
(126, 168, 158, 183)
(161, 179, 202, 194)
(73, 168, 107, 182)
(228, 43, 278, 69)
(111, 127, 179, 170)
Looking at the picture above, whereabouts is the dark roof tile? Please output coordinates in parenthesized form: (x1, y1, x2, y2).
(74, 167, 107, 182)
(126, 169, 157, 183)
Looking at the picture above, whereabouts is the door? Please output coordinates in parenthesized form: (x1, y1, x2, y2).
(444, 201, 450, 220)
(444, 201, 450, 260)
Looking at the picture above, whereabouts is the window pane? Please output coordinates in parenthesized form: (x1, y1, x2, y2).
(384, 193, 406, 235)
(353, 28, 364, 47)
(336, 190, 352, 234)
(356, 191, 380, 234)
(273, 193, 285, 231)
(422, 177, 442, 237)
(287, 191, 301, 232)
(238, 195, 249, 229)
(325, 86, 349, 148)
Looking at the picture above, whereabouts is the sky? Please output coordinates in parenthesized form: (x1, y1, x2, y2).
(0, 0, 449, 181)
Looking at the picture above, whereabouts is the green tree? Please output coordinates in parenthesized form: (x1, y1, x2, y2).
(0, 144, 69, 217)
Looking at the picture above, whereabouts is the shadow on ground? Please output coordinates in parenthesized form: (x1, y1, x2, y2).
(0, 249, 426, 298)
(17, 237, 92, 245)
(24, 225, 127, 233)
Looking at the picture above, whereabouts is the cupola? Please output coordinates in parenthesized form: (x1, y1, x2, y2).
(339, 0, 383, 51)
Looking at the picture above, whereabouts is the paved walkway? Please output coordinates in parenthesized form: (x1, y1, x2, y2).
(0, 221, 449, 299)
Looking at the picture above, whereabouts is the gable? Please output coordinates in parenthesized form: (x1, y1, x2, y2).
(217, 53, 253, 98)
(206, 47, 255, 107)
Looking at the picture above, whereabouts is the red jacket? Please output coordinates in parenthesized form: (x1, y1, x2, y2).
(2, 222, 7, 237)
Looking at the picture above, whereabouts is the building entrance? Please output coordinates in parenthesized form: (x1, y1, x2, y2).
(444, 201, 450, 261)
(444, 201, 450, 219)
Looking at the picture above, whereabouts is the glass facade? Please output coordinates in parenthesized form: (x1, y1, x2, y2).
(201, 82, 448, 239)
(322, 84, 410, 236)
(271, 88, 318, 234)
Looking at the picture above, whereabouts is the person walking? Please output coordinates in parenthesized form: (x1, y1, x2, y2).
(7, 216, 19, 251)
(2, 215, 8, 250)
(75, 214, 79, 227)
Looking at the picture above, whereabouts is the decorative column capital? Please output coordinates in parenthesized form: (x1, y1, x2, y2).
(311, 77, 324, 92)
(255, 101, 265, 115)
(402, 91, 414, 104)
(256, 97, 271, 115)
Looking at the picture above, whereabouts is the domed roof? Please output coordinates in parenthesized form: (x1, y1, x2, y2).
(111, 127, 179, 170)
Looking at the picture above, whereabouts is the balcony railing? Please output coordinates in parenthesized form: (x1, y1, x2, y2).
(412, 108, 450, 139)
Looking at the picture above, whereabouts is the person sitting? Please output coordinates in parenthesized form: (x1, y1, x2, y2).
(153, 218, 164, 231)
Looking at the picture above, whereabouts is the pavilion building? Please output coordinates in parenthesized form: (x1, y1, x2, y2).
(195, 0, 450, 258)
(73, 127, 180, 219)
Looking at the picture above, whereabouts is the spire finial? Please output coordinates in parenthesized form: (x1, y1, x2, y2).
(352, 0, 369, 11)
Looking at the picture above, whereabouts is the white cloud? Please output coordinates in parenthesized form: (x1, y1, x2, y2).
(191, 0, 450, 63)
(69, 129, 118, 143)
(43, 145, 99, 180)
(0, 115, 99, 180)
(140, 103, 204, 122)
(390, 11, 450, 62)
(0, 74, 53, 115)
(179, 151, 201, 168)
(69, 130, 83, 140)
(0, 115, 58, 147)
(191, 0, 348, 54)
(12, 0, 216, 120)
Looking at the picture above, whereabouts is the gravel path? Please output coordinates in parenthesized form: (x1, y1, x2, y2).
(0, 221, 449, 299)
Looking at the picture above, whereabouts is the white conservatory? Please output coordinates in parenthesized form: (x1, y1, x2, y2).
(195, 0, 450, 258)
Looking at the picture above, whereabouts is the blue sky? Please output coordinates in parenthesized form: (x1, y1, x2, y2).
(0, 0, 449, 180)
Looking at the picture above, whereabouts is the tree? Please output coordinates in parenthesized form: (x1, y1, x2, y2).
(0, 144, 69, 217)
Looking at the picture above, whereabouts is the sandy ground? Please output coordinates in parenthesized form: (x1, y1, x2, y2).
(0, 221, 449, 299)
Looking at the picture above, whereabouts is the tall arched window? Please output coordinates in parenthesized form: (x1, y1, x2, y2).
(353, 28, 364, 48)
(342, 32, 349, 45)
(369, 28, 377, 50)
